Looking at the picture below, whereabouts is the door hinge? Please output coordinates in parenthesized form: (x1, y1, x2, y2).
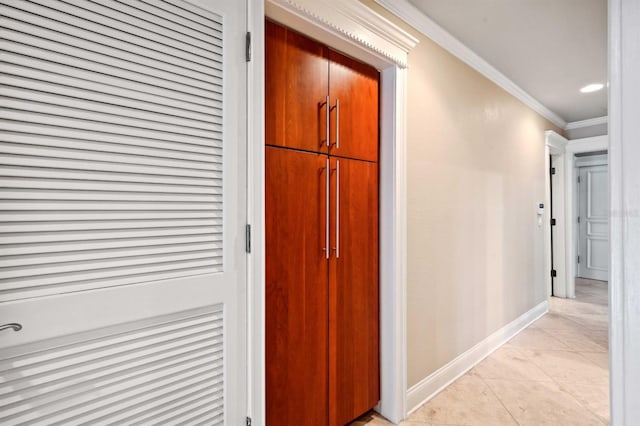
(577, 216, 581, 224)
(246, 31, 252, 62)
(577, 255, 580, 264)
(551, 269, 557, 278)
(577, 175, 581, 183)
(246, 417, 252, 426)
(550, 167, 556, 175)
(245, 224, 251, 253)
(551, 218, 556, 226)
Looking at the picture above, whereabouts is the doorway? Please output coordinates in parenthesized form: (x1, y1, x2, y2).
(544, 132, 608, 299)
(575, 153, 609, 282)
(254, 1, 419, 423)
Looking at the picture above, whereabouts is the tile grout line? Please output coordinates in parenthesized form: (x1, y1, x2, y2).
(485, 312, 608, 425)
(530, 305, 610, 425)
(473, 371, 521, 426)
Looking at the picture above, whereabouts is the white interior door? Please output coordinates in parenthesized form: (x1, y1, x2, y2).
(577, 164, 609, 281)
(0, 0, 247, 424)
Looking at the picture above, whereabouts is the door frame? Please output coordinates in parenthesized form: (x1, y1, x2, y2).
(545, 131, 568, 297)
(248, 1, 419, 423)
(543, 132, 608, 298)
(609, 0, 640, 421)
(247, 0, 265, 424)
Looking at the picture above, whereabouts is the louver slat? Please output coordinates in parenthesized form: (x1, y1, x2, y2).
(0, 306, 225, 426)
(0, 0, 225, 302)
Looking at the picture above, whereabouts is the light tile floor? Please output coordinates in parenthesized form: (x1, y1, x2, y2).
(350, 278, 609, 426)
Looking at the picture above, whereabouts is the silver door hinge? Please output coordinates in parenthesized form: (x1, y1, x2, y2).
(246, 417, 252, 426)
(246, 224, 251, 253)
(246, 32, 252, 62)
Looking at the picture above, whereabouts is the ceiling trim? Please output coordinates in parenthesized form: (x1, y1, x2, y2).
(374, 0, 568, 129)
(564, 115, 608, 130)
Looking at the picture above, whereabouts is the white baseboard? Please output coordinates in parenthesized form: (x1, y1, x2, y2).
(406, 300, 549, 415)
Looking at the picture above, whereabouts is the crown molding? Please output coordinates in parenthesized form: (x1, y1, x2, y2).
(564, 115, 608, 130)
(374, 0, 567, 129)
(266, 0, 418, 68)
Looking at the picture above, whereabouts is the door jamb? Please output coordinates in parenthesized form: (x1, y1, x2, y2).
(545, 131, 568, 297)
(247, 0, 265, 424)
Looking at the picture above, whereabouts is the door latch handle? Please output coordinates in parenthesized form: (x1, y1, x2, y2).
(0, 323, 22, 333)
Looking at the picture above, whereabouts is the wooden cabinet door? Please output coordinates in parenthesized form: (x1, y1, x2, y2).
(329, 158, 379, 425)
(266, 146, 329, 425)
(329, 51, 379, 162)
(266, 21, 329, 154)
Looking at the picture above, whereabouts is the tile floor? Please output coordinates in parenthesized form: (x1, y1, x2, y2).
(350, 278, 609, 426)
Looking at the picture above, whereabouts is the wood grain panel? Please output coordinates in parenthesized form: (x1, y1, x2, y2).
(266, 21, 329, 153)
(329, 158, 379, 425)
(328, 50, 379, 162)
(266, 146, 329, 425)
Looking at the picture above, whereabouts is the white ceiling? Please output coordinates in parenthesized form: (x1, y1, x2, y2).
(407, 0, 607, 124)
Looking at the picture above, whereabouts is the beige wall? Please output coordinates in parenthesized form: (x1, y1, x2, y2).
(405, 33, 563, 386)
(359, 0, 564, 388)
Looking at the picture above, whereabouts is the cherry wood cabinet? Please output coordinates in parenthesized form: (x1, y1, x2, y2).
(266, 146, 329, 425)
(266, 20, 379, 426)
(328, 52, 379, 162)
(266, 20, 329, 153)
(266, 21, 379, 163)
(329, 157, 379, 425)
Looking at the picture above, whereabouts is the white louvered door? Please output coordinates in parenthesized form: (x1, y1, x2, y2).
(0, 0, 247, 424)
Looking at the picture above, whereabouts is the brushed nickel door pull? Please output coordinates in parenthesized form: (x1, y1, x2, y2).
(0, 323, 22, 333)
(323, 158, 330, 259)
(320, 96, 330, 147)
(330, 99, 339, 149)
(333, 160, 340, 259)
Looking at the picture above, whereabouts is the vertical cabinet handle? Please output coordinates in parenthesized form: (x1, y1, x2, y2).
(324, 158, 330, 259)
(331, 99, 340, 149)
(320, 95, 330, 147)
(325, 96, 330, 148)
(334, 160, 340, 259)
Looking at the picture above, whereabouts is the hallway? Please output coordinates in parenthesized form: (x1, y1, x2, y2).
(352, 278, 609, 425)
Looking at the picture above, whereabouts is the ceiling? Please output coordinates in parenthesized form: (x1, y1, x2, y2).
(407, 0, 607, 124)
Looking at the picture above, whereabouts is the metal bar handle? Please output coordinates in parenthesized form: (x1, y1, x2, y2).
(0, 323, 22, 333)
(325, 95, 330, 147)
(334, 160, 340, 259)
(324, 158, 330, 259)
(331, 99, 339, 149)
(320, 96, 330, 147)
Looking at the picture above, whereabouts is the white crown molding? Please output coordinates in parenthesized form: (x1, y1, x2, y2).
(374, 0, 567, 129)
(564, 115, 608, 130)
(266, 0, 418, 68)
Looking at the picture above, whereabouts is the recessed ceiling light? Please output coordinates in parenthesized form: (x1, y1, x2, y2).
(580, 83, 604, 93)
